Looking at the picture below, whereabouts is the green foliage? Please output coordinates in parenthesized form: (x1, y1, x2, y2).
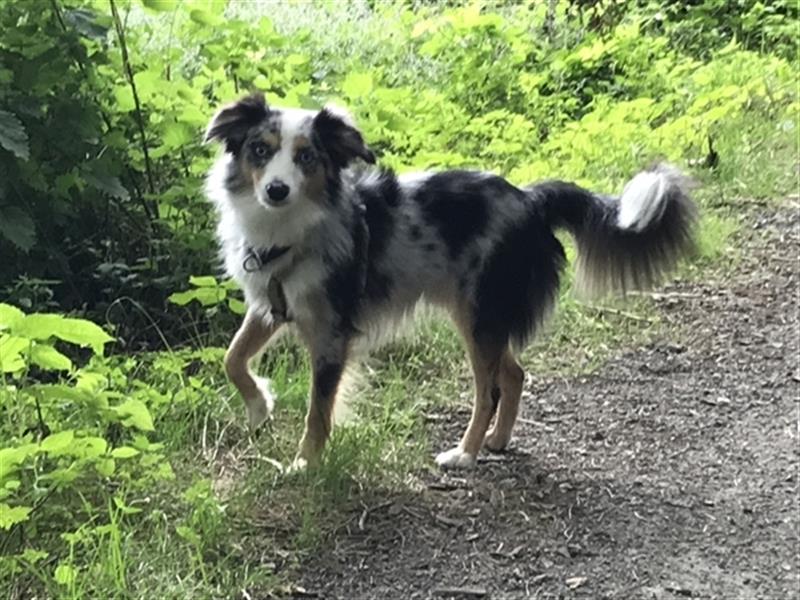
(1, 1, 797, 596)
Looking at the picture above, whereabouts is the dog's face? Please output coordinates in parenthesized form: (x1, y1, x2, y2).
(205, 93, 375, 209)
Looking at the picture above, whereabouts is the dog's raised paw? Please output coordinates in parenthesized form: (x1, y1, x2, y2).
(435, 446, 476, 469)
(286, 457, 307, 473)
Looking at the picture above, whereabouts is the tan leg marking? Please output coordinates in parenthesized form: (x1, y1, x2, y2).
(224, 308, 282, 429)
(436, 310, 504, 469)
(484, 349, 524, 451)
(292, 337, 349, 469)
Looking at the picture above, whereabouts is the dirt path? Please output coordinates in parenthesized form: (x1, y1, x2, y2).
(300, 205, 799, 599)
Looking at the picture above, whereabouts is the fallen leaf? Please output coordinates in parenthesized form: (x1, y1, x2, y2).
(566, 576, 587, 589)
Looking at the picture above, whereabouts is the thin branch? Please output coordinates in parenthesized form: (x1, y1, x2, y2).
(109, 0, 158, 217)
(50, 0, 155, 224)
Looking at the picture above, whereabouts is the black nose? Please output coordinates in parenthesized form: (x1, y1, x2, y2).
(266, 181, 290, 202)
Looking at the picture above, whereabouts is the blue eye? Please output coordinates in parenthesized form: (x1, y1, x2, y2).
(251, 142, 269, 158)
(297, 148, 314, 164)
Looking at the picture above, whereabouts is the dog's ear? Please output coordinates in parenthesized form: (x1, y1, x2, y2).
(312, 105, 376, 168)
(204, 92, 269, 153)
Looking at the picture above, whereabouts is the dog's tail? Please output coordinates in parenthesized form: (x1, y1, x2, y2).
(529, 164, 697, 296)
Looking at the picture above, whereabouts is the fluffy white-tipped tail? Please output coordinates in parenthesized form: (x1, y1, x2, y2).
(616, 165, 682, 232)
(530, 163, 698, 297)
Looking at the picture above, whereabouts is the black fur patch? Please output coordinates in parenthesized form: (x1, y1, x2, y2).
(312, 108, 375, 168)
(205, 93, 269, 154)
(357, 170, 401, 302)
(364, 268, 393, 302)
(473, 207, 565, 349)
(357, 170, 399, 261)
(314, 359, 344, 400)
(324, 211, 369, 333)
(414, 171, 504, 259)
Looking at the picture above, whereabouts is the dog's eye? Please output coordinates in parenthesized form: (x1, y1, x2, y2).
(251, 142, 270, 158)
(297, 148, 315, 165)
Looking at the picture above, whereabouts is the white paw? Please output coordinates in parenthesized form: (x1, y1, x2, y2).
(245, 377, 275, 430)
(286, 456, 308, 474)
(435, 446, 477, 469)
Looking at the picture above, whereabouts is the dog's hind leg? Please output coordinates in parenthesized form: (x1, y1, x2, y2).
(484, 349, 524, 452)
(436, 322, 505, 469)
(224, 308, 283, 430)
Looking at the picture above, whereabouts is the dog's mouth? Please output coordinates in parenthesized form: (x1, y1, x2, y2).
(258, 195, 291, 209)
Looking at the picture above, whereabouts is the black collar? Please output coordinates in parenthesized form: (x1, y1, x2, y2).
(242, 245, 291, 273)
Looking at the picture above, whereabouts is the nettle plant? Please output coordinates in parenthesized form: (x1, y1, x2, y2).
(0, 303, 173, 565)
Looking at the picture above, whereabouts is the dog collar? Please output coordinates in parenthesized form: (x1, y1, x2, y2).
(242, 245, 291, 273)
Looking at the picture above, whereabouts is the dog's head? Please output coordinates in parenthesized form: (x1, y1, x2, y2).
(204, 92, 374, 209)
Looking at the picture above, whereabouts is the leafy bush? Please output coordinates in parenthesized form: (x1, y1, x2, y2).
(0, 1, 798, 595)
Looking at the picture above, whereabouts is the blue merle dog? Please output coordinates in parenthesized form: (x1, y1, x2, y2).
(204, 92, 696, 470)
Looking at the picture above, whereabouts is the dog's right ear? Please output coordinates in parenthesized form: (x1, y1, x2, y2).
(204, 92, 268, 153)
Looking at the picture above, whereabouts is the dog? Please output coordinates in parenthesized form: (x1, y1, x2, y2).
(204, 92, 696, 470)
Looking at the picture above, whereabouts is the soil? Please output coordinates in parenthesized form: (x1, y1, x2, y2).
(297, 204, 800, 600)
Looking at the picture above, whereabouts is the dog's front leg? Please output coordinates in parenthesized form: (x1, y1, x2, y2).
(224, 307, 283, 430)
(292, 335, 349, 469)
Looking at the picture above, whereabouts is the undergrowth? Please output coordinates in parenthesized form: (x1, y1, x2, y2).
(1, 1, 797, 597)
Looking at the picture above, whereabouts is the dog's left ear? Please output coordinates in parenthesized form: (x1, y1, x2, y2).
(204, 92, 269, 153)
(312, 105, 376, 168)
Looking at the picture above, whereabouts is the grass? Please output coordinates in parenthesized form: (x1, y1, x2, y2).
(4, 2, 799, 597)
(6, 116, 796, 600)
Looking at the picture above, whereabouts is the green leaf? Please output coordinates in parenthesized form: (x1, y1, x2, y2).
(227, 298, 246, 315)
(140, 0, 179, 12)
(169, 287, 225, 307)
(35, 384, 93, 405)
(161, 121, 193, 151)
(54, 318, 114, 356)
(84, 173, 130, 201)
(113, 85, 135, 112)
(14, 314, 64, 341)
(156, 461, 175, 480)
(110, 446, 139, 459)
(54, 563, 77, 586)
(133, 69, 160, 102)
(176, 524, 200, 545)
(40, 430, 75, 454)
(0, 503, 32, 530)
(0, 206, 36, 251)
(114, 399, 155, 431)
(341, 72, 373, 99)
(75, 436, 107, 459)
(21, 548, 48, 564)
(0, 445, 37, 479)
(0, 110, 29, 160)
(95, 458, 115, 477)
(167, 290, 195, 306)
(30, 344, 73, 371)
(15, 314, 113, 355)
(190, 9, 223, 26)
(40, 466, 79, 484)
(0, 303, 25, 330)
(189, 275, 219, 287)
(0, 334, 28, 373)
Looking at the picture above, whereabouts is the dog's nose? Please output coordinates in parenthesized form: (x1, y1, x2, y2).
(266, 180, 290, 202)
